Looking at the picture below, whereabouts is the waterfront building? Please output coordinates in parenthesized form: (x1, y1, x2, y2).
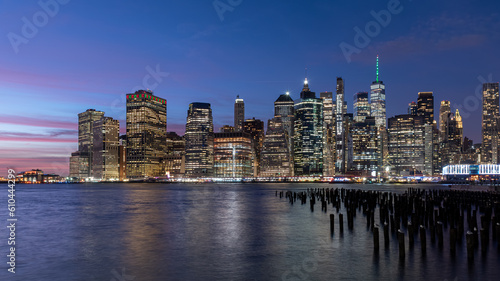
(164, 132, 185, 178)
(185, 102, 214, 177)
(77, 109, 104, 178)
(126, 90, 167, 179)
(336, 77, 347, 173)
(213, 132, 253, 178)
(387, 114, 425, 175)
(274, 92, 295, 174)
(321, 91, 336, 176)
(260, 117, 292, 177)
(69, 151, 89, 179)
(294, 78, 323, 176)
(92, 117, 120, 181)
(243, 117, 265, 175)
(234, 96, 245, 132)
(481, 83, 500, 163)
(351, 117, 378, 175)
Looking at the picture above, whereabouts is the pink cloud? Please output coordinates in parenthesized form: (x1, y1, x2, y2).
(0, 115, 77, 130)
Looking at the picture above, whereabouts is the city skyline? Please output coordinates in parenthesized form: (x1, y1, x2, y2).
(2, 0, 500, 176)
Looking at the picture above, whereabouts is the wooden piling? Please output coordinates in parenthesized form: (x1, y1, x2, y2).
(384, 223, 389, 247)
(420, 225, 426, 255)
(339, 213, 344, 233)
(398, 230, 405, 260)
(330, 214, 334, 235)
(374, 227, 380, 252)
(450, 228, 457, 255)
(466, 231, 474, 262)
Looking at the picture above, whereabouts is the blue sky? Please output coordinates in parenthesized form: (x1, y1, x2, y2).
(1, 0, 499, 175)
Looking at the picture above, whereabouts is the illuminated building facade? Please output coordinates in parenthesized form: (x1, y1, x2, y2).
(77, 109, 104, 178)
(481, 83, 500, 163)
(243, 118, 264, 175)
(336, 77, 347, 173)
(439, 100, 451, 142)
(164, 132, 185, 178)
(214, 132, 253, 178)
(370, 56, 386, 128)
(260, 117, 292, 177)
(351, 117, 378, 174)
(92, 117, 120, 181)
(294, 78, 323, 176)
(185, 102, 214, 177)
(126, 90, 167, 179)
(387, 114, 425, 175)
(321, 91, 335, 176)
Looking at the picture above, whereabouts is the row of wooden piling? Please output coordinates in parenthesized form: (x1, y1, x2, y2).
(278, 187, 500, 262)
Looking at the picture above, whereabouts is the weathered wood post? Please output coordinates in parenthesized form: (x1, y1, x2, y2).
(398, 230, 405, 260)
(374, 226, 380, 252)
(330, 214, 334, 235)
(420, 225, 426, 255)
(466, 231, 474, 262)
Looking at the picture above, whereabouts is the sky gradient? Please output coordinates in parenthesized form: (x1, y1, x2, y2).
(1, 0, 500, 176)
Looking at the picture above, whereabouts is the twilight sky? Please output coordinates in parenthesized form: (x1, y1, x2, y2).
(1, 0, 500, 176)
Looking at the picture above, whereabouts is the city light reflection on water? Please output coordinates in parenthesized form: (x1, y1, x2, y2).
(0, 183, 498, 280)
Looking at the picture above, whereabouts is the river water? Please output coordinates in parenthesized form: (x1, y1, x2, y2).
(0, 183, 498, 280)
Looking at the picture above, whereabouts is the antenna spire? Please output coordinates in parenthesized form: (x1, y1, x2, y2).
(376, 55, 379, 83)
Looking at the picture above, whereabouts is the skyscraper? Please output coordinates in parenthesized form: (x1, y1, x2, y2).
(354, 92, 370, 123)
(164, 132, 185, 178)
(126, 90, 167, 179)
(439, 100, 451, 142)
(481, 83, 499, 163)
(234, 96, 245, 132)
(274, 92, 295, 174)
(92, 117, 120, 181)
(388, 114, 426, 175)
(294, 78, 323, 176)
(336, 77, 347, 173)
(260, 117, 292, 177)
(321, 91, 335, 176)
(185, 102, 214, 177)
(370, 56, 386, 128)
(76, 109, 104, 178)
(417, 92, 434, 125)
(351, 116, 378, 175)
(243, 118, 265, 176)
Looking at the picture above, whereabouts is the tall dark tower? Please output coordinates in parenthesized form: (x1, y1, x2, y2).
(234, 95, 245, 132)
(417, 92, 434, 125)
(185, 102, 214, 177)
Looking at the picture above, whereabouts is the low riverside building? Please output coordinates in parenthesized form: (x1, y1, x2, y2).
(442, 164, 500, 181)
(213, 132, 254, 178)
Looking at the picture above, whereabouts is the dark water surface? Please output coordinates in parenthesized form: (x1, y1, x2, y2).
(0, 183, 498, 280)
